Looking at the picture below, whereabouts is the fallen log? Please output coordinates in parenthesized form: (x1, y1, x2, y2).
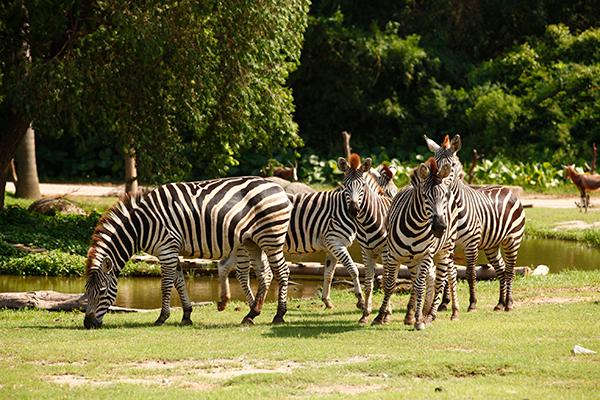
(132, 254, 532, 280)
(0, 290, 213, 312)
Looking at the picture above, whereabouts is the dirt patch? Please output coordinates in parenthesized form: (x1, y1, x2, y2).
(307, 384, 383, 395)
(516, 296, 590, 307)
(552, 220, 600, 230)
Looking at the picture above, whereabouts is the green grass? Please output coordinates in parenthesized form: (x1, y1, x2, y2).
(0, 271, 599, 399)
(525, 207, 600, 246)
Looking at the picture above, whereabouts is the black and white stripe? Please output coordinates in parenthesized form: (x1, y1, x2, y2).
(425, 134, 525, 312)
(83, 177, 292, 328)
(372, 158, 459, 330)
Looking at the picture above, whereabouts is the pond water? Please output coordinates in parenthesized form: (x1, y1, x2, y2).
(0, 238, 598, 309)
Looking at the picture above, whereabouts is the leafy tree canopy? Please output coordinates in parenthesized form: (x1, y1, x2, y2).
(0, 0, 309, 182)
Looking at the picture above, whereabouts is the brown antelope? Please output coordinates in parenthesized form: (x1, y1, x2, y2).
(564, 164, 600, 212)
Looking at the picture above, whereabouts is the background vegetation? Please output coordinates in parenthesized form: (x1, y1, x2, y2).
(3, 0, 594, 186)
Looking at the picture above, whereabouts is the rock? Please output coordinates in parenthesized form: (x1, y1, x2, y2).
(572, 345, 596, 355)
(28, 197, 86, 216)
(532, 265, 550, 276)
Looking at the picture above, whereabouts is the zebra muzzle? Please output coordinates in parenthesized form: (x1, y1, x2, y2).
(83, 313, 102, 329)
(431, 215, 446, 238)
(348, 201, 359, 217)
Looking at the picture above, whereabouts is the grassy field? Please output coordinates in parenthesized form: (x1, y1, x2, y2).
(525, 207, 600, 247)
(1, 271, 599, 399)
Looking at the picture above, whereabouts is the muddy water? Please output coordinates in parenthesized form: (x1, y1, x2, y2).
(0, 238, 598, 309)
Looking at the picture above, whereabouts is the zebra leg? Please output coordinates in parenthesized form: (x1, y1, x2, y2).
(404, 265, 417, 326)
(155, 253, 180, 326)
(241, 243, 271, 325)
(174, 264, 193, 325)
(266, 249, 290, 324)
(464, 244, 480, 311)
(502, 238, 520, 312)
(359, 248, 378, 324)
(447, 261, 459, 321)
(217, 252, 238, 311)
(424, 256, 449, 325)
(484, 247, 506, 311)
(438, 284, 450, 312)
(327, 243, 364, 310)
(372, 259, 400, 325)
(320, 252, 338, 309)
(414, 258, 434, 330)
(235, 248, 262, 308)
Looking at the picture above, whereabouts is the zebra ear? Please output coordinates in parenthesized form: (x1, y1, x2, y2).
(450, 135, 462, 153)
(361, 158, 372, 172)
(424, 135, 440, 153)
(417, 163, 430, 181)
(338, 157, 349, 173)
(101, 258, 113, 275)
(438, 163, 452, 179)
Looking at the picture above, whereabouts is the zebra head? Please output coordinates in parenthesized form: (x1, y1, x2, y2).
(414, 158, 452, 238)
(424, 134, 463, 180)
(84, 250, 118, 329)
(338, 153, 372, 217)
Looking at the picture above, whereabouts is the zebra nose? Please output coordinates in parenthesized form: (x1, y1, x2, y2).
(431, 215, 446, 238)
(84, 313, 102, 329)
(348, 201, 358, 217)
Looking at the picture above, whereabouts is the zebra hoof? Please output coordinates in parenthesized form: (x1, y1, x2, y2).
(493, 304, 503, 311)
(437, 303, 448, 312)
(154, 313, 169, 326)
(272, 316, 286, 325)
(180, 318, 193, 326)
(241, 317, 255, 325)
(356, 299, 365, 310)
(450, 312, 459, 321)
(504, 305, 513, 312)
(323, 299, 334, 309)
(371, 316, 384, 326)
(382, 313, 392, 324)
(468, 304, 478, 312)
(358, 316, 369, 325)
(414, 322, 426, 331)
(403, 316, 415, 326)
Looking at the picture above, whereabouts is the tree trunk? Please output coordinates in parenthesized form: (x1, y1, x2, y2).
(341, 131, 351, 159)
(14, 124, 41, 199)
(0, 106, 30, 209)
(124, 147, 138, 194)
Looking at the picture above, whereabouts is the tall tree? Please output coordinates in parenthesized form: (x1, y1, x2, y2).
(14, 124, 40, 199)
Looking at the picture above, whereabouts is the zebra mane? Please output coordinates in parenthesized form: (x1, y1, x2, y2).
(86, 190, 146, 274)
(442, 135, 450, 148)
(349, 153, 361, 170)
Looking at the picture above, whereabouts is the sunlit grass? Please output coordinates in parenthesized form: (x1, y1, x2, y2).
(0, 271, 599, 399)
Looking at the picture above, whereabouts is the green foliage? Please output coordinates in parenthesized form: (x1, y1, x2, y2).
(1, 0, 310, 183)
(0, 206, 99, 256)
(471, 158, 565, 189)
(0, 251, 85, 276)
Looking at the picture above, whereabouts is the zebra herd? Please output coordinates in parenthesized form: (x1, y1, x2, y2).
(83, 134, 525, 331)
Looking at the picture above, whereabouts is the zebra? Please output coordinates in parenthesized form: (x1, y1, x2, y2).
(219, 154, 380, 313)
(372, 157, 459, 330)
(83, 177, 292, 329)
(425, 134, 525, 312)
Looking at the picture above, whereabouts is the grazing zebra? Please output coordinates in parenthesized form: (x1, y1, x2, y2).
(219, 154, 378, 312)
(83, 177, 292, 329)
(425, 134, 525, 312)
(372, 157, 459, 330)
